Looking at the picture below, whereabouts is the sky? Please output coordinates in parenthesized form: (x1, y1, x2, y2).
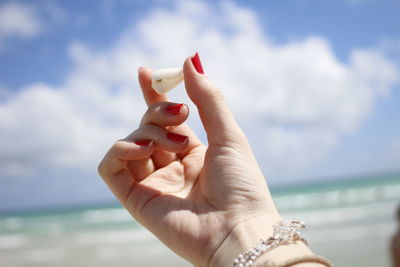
(0, 0, 399, 211)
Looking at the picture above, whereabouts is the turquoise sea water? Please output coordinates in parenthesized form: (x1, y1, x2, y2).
(1, 173, 399, 267)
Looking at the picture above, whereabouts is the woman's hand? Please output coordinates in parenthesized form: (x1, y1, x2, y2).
(98, 55, 280, 267)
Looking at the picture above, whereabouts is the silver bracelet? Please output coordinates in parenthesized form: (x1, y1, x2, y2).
(233, 220, 307, 267)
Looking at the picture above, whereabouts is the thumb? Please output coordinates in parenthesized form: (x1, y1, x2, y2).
(183, 53, 245, 146)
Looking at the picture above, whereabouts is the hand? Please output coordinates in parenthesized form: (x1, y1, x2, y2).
(98, 55, 281, 267)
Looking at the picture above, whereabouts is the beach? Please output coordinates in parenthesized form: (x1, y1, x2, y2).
(1, 173, 399, 267)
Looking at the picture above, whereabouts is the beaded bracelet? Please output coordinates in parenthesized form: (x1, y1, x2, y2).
(233, 220, 308, 267)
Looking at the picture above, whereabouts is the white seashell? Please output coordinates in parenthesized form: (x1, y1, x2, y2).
(151, 68, 184, 94)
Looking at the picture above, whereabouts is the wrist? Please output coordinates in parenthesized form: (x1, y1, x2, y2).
(209, 215, 326, 267)
(255, 242, 323, 267)
(209, 212, 281, 267)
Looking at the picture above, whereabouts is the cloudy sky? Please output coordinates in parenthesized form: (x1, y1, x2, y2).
(0, 0, 399, 211)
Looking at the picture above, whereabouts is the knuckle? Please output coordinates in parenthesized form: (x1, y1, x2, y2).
(148, 102, 168, 115)
(120, 146, 132, 159)
(149, 101, 165, 110)
(97, 159, 105, 177)
(114, 140, 130, 158)
(208, 86, 225, 102)
(140, 123, 158, 133)
(140, 102, 167, 125)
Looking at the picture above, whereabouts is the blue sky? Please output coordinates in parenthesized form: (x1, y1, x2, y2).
(0, 0, 399, 211)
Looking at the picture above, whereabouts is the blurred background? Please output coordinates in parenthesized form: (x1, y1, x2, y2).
(0, 0, 399, 266)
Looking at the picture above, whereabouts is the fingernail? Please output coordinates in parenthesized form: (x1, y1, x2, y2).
(166, 132, 188, 144)
(134, 139, 153, 146)
(191, 52, 204, 74)
(165, 103, 184, 115)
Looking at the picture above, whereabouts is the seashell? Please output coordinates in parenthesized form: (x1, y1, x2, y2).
(151, 68, 184, 94)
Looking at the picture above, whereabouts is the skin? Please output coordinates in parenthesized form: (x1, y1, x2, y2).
(98, 56, 323, 267)
(392, 217, 400, 267)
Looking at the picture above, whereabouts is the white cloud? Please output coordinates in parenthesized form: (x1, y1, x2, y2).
(0, 2, 42, 48)
(378, 38, 400, 63)
(0, 0, 398, 179)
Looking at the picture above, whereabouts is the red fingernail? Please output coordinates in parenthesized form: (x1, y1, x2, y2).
(134, 140, 153, 146)
(165, 103, 184, 115)
(191, 52, 204, 74)
(166, 132, 188, 144)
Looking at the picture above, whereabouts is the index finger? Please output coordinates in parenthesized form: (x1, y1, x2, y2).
(138, 67, 168, 107)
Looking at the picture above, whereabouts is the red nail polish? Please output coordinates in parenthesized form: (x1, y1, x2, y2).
(191, 52, 204, 74)
(134, 139, 153, 146)
(165, 103, 184, 115)
(166, 132, 188, 144)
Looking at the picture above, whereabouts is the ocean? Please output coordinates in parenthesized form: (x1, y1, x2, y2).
(1, 173, 399, 267)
